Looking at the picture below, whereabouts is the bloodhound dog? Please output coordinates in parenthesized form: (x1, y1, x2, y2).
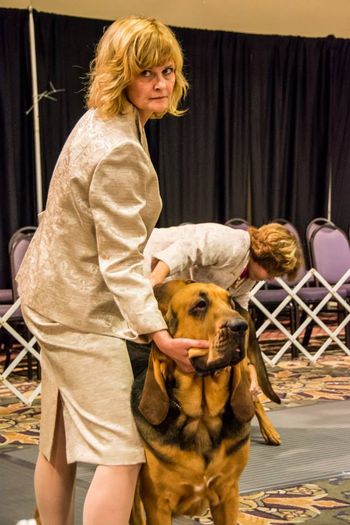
(129, 280, 281, 525)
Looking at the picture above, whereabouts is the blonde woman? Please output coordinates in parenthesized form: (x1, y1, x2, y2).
(17, 16, 207, 525)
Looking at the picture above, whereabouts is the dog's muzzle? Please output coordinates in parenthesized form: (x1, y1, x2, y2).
(190, 317, 248, 376)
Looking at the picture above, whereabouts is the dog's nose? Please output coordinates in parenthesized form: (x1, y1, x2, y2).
(224, 319, 248, 334)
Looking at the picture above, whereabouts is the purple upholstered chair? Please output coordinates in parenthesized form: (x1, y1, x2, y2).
(225, 218, 250, 231)
(253, 219, 345, 357)
(0, 226, 37, 375)
(308, 223, 350, 347)
(0, 288, 12, 304)
(305, 217, 335, 268)
(9, 226, 37, 301)
(309, 224, 350, 293)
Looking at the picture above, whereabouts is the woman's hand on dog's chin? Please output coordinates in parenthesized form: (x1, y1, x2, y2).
(150, 330, 208, 374)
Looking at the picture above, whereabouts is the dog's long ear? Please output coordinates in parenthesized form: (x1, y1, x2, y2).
(153, 280, 190, 316)
(138, 349, 169, 425)
(235, 305, 281, 404)
(230, 364, 255, 423)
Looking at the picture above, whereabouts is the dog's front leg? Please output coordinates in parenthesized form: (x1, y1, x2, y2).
(142, 497, 172, 525)
(209, 483, 239, 525)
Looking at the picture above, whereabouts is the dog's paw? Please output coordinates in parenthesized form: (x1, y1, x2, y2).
(261, 426, 282, 446)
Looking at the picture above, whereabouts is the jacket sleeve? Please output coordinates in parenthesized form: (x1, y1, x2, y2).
(152, 225, 250, 276)
(230, 291, 250, 310)
(89, 142, 167, 339)
(229, 279, 256, 310)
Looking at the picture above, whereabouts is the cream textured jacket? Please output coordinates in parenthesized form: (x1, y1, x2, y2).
(143, 223, 255, 310)
(17, 107, 167, 340)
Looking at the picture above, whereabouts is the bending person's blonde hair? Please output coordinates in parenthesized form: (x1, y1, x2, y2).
(87, 16, 188, 119)
(249, 223, 303, 280)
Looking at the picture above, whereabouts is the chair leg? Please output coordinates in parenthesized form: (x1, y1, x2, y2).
(36, 357, 41, 380)
(302, 323, 314, 347)
(345, 301, 350, 348)
(1, 331, 12, 371)
(290, 302, 299, 359)
(302, 306, 315, 347)
(27, 351, 33, 380)
(23, 326, 35, 380)
(3, 343, 12, 371)
(345, 323, 350, 348)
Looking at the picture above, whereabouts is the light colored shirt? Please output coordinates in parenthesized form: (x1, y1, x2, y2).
(143, 223, 255, 310)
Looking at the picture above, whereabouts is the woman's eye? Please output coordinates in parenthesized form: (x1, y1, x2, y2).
(163, 67, 174, 76)
(140, 70, 152, 78)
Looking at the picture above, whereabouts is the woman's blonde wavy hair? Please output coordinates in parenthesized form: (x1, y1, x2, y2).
(249, 223, 303, 280)
(86, 16, 188, 119)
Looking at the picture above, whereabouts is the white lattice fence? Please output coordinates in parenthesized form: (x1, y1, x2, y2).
(0, 298, 41, 404)
(250, 268, 350, 366)
(1, 268, 349, 405)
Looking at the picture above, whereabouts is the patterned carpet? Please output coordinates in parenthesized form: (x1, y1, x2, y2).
(1, 337, 350, 524)
(260, 352, 350, 410)
(194, 473, 350, 524)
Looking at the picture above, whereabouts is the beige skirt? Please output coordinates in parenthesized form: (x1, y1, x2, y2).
(22, 305, 145, 465)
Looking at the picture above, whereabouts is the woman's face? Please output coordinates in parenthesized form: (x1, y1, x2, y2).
(248, 259, 274, 281)
(126, 63, 176, 125)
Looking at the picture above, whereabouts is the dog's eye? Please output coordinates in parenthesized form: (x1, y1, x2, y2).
(197, 300, 207, 308)
(193, 299, 207, 310)
(189, 294, 209, 316)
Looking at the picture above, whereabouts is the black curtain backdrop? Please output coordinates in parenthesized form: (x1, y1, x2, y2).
(248, 35, 332, 228)
(147, 28, 224, 225)
(146, 30, 335, 231)
(0, 9, 35, 288)
(33, 11, 108, 203)
(1, 8, 350, 288)
(330, 39, 350, 231)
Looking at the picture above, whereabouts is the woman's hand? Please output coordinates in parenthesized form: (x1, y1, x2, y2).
(150, 330, 209, 373)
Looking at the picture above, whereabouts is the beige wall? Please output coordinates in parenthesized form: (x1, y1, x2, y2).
(1, 0, 350, 37)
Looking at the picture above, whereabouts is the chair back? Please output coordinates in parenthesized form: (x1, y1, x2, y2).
(309, 224, 350, 284)
(9, 226, 37, 301)
(305, 217, 335, 266)
(225, 218, 250, 231)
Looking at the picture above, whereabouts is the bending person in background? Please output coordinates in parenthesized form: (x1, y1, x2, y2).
(144, 222, 303, 397)
(17, 17, 207, 525)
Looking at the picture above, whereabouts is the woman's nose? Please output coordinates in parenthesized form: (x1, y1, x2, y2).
(154, 75, 166, 89)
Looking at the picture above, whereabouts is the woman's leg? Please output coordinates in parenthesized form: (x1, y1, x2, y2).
(34, 397, 77, 525)
(83, 462, 142, 525)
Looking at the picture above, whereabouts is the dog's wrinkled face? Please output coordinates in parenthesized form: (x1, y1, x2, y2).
(158, 281, 248, 375)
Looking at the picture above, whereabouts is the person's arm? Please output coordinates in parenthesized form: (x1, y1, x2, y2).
(149, 260, 170, 286)
(90, 143, 208, 368)
(148, 224, 250, 281)
(90, 142, 168, 339)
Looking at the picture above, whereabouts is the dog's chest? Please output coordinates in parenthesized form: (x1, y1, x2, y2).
(172, 372, 232, 453)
